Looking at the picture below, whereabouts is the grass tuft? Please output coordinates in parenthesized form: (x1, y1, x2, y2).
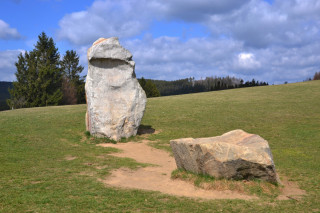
(84, 130, 91, 138)
(83, 131, 117, 144)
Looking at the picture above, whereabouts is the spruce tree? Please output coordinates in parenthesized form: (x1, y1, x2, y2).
(8, 32, 63, 108)
(7, 53, 27, 108)
(144, 80, 160, 98)
(139, 77, 147, 89)
(138, 78, 160, 98)
(61, 50, 85, 104)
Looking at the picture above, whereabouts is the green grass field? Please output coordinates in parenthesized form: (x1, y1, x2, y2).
(0, 81, 319, 212)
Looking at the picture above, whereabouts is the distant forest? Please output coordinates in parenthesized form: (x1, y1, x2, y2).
(0, 82, 13, 111)
(143, 76, 269, 96)
(0, 77, 268, 111)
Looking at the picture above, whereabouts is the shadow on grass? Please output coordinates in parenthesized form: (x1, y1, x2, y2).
(85, 131, 117, 144)
(84, 124, 156, 144)
(137, 124, 155, 135)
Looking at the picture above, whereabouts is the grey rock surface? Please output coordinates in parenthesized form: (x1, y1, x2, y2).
(170, 130, 281, 183)
(85, 37, 146, 141)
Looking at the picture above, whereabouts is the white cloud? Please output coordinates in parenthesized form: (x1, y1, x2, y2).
(57, 0, 250, 45)
(205, 0, 320, 48)
(75, 35, 320, 84)
(236, 53, 261, 70)
(121, 35, 319, 84)
(0, 20, 21, 40)
(57, 0, 320, 84)
(57, 0, 320, 48)
(57, 0, 159, 45)
(0, 50, 24, 81)
(158, 0, 250, 21)
(122, 36, 242, 80)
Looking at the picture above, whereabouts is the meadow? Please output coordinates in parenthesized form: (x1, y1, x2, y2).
(0, 81, 319, 212)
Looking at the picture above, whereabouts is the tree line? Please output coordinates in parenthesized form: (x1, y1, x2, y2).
(7, 32, 85, 109)
(140, 76, 268, 97)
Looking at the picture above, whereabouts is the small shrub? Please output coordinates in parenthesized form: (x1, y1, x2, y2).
(85, 131, 91, 138)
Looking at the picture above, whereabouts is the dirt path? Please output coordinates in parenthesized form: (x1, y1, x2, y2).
(98, 140, 257, 200)
(97, 140, 306, 200)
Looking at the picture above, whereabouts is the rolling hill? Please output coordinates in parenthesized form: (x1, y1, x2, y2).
(0, 81, 319, 212)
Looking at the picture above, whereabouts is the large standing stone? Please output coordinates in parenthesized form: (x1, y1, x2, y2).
(85, 37, 146, 141)
(170, 130, 281, 183)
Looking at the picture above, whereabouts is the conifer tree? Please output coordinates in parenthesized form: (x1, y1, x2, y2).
(138, 77, 160, 97)
(8, 32, 63, 108)
(144, 80, 160, 98)
(138, 77, 147, 89)
(61, 50, 85, 104)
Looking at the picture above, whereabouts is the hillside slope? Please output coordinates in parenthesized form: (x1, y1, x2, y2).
(0, 81, 319, 212)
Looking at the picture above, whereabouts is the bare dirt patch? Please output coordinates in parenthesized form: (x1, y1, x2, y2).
(98, 141, 256, 200)
(97, 140, 305, 200)
(276, 177, 306, 200)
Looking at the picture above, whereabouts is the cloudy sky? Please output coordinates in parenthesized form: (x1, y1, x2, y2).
(1, 0, 320, 84)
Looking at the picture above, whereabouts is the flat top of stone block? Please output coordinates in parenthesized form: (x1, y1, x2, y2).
(170, 129, 269, 149)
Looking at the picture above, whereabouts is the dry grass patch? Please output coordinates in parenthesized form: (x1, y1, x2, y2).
(65, 155, 77, 161)
(171, 169, 281, 198)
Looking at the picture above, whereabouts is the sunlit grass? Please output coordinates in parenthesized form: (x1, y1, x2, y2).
(0, 81, 319, 212)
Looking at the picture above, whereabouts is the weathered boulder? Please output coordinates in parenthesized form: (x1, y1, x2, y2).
(170, 130, 281, 183)
(85, 37, 147, 141)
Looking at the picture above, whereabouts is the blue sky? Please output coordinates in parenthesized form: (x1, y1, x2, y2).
(1, 0, 320, 84)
